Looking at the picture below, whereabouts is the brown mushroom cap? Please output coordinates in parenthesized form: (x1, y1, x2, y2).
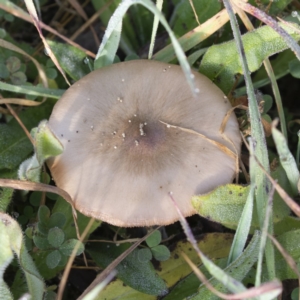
(47, 60, 241, 227)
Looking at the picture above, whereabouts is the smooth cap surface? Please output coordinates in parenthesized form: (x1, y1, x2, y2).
(47, 60, 241, 227)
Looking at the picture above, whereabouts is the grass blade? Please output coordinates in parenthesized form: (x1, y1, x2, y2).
(0, 81, 64, 99)
(94, 0, 197, 95)
(148, 0, 163, 59)
(272, 122, 300, 195)
(222, 0, 275, 282)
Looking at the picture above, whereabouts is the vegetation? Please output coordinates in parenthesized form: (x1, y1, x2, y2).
(1, 0, 300, 299)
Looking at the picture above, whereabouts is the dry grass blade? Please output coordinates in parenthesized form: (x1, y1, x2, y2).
(5, 104, 34, 145)
(24, 0, 71, 86)
(153, 7, 232, 62)
(188, 0, 200, 26)
(67, 0, 100, 46)
(254, 156, 300, 217)
(233, 3, 287, 139)
(57, 217, 96, 300)
(219, 104, 247, 180)
(78, 229, 160, 299)
(269, 234, 300, 299)
(0, 98, 46, 106)
(268, 233, 300, 298)
(219, 105, 248, 135)
(70, 0, 114, 42)
(160, 121, 237, 159)
(0, 38, 48, 88)
(232, 0, 300, 60)
(0, 178, 79, 232)
(0, 2, 95, 58)
(182, 252, 282, 299)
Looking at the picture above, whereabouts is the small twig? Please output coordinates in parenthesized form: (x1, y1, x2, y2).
(78, 229, 159, 299)
(57, 218, 96, 300)
(5, 104, 35, 145)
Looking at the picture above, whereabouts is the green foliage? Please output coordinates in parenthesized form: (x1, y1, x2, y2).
(272, 126, 300, 195)
(144, 230, 171, 262)
(146, 230, 161, 247)
(18, 120, 63, 182)
(47, 40, 91, 80)
(0, 212, 45, 299)
(0, 102, 53, 170)
(151, 245, 170, 262)
(291, 287, 299, 300)
(1, 0, 300, 298)
(31, 205, 84, 269)
(88, 242, 168, 296)
(188, 233, 261, 299)
(192, 162, 292, 233)
(200, 22, 300, 94)
(171, 0, 221, 36)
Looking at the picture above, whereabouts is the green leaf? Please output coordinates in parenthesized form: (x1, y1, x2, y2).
(46, 250, 62, 269)
(88, 242, 168, 296)
(0, 169, 15, 212)
(47, 40, 90, 81)
(289, 58, 300, 78)
(33, 234, 51, 250)
(256, 228, 300, 281)
(18, 154, 41, 182)
(291, 287, 299, 300)
(91, 0, 137, 56)
(48, 212, 66, 229)
(260, 0, 293, 15)
(272, 126, 300, 195)
(128, 4, 153, 46)
(29, 191, 42, 207)
(138, 248, 152, 263)
(10, 71, 27, 85)
(59, 239, 84, 256)
(274, 216, 300, 235)
(0, 102, 53, 170)
(146, 230, 161, 248)
(0, 81, 64, 99)
(192, 173, 291, 231)
(94, 0, 197, 95)
(37, 222, 49, 236)
(199, 22, 300, 94)
(35, 120, 64, 164)
(262, 94, 273, 113)
(10, 270, 28, 299)
(23, 205, 33, 217)
(245, 49, 293, 93)
(0, 62, 9, 78)
(192, 184, 258, 230)
(6, 56, 21, 73)
(100, 233, 233, 300)
(47, 227, 65, 248)
(38, 205, 50, 224)
(172, 0, 221, 36)
(51, 197, 101, 240)
(151, 245, 170, 261)
(45, 68, 57, 80)
(0, 216, 14, 300)
(189, 232, 261, 300)
(0, 212, 45, 299)
(227, 180, 254, 264)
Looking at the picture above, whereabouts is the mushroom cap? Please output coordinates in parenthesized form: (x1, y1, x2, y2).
(47, 60, 241, 227)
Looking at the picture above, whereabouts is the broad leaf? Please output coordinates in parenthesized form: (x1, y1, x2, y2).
(47, 40, 91, 81)
(200, 22, 300, 94)
(88, 242, 168, 296)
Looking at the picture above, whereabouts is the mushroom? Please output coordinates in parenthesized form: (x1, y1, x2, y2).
(47, 60, 241, 227)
